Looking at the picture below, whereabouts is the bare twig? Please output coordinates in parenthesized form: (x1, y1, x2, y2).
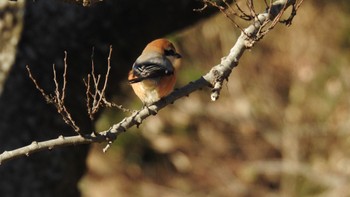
(233, 0, 253, 20)
(53, 53, 80, 132)
(26, 52, 80, 133)
(198, 0, 302, 46)
(26, 66, 53, 103)
(197, 0, 249, 36)
(247, 0, 257, 21)
(102, 98, 135, 113)
(0, 0, 303, 165)
(219, 1, 248, 33)
(193, 2, 208, 12)
(85, 74, 92, 116)
(84, 45, 132, 120)
(61, 52, 68, 103)
(222, 0, 251, 21)
(280, 0, 304, 26)
(263, 0, 269, 8)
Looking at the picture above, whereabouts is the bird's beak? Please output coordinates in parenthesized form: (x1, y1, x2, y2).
(174, 53, 182, 59)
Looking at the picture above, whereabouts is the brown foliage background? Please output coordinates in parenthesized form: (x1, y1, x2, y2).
(80, 1, 350, 197)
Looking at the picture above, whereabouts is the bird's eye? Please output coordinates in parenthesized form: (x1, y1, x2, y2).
(164, 48, 182, 59)
(164, 49, 175, 56)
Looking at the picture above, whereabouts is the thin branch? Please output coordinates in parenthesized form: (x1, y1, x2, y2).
(102, 98, 135, 113)
(0, 0, 302, 165)
(198, 0, 250, 37)
(263, 0, 269, 8)
(247, 0, 257, 21)
(280, 0, 304, 26)
(61, 51, 68, 102)
(193, 2, 208, 12)
(96, 45, 112, 111)
(222, 0, 251, 21)
(52, 54, 80, 132)
(26, 57, 80, 132)
(233, 0, 253, 20)
(84, 45, 131, 119)
(85, 74, 92, 116)
(219, 1, 248, 33)
(26, 66, 53, 103)
(52, 64, 60, 105)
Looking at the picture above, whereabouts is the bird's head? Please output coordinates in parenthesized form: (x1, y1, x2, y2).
(136, 38, 182, 70)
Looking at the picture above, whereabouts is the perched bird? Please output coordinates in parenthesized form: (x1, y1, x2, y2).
(128, 38, 181, 106)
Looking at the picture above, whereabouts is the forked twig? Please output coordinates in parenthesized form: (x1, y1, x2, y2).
(196, 0, 303, 47)
(280, 0, 304, 26)
(26, 52, 80, 133)
(84, 45, 132, 120)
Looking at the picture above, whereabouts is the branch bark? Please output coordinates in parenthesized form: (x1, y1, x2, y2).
(0, 0, 301, 165)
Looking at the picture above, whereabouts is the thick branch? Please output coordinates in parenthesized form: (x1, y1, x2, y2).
(0, 0, 299, 165)
(0, 136, 92, 164)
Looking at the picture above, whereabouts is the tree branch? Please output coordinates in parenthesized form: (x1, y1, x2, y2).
(0, 0, 302, 165)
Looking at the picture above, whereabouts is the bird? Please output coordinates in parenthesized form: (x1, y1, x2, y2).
(128, 38, 181, 106)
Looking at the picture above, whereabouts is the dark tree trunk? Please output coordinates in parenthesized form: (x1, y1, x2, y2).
(0, 0, 215, 196)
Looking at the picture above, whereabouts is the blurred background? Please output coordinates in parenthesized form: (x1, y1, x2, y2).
(1, 0, 350, 197)
(80, 1, 350, 197)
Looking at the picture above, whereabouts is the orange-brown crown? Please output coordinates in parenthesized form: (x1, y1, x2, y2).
(142, 38, 176, 55)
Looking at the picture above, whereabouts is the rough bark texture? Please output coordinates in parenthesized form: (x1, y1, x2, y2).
(0, 0, 215, 196)
(0, 0, 24, 94)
